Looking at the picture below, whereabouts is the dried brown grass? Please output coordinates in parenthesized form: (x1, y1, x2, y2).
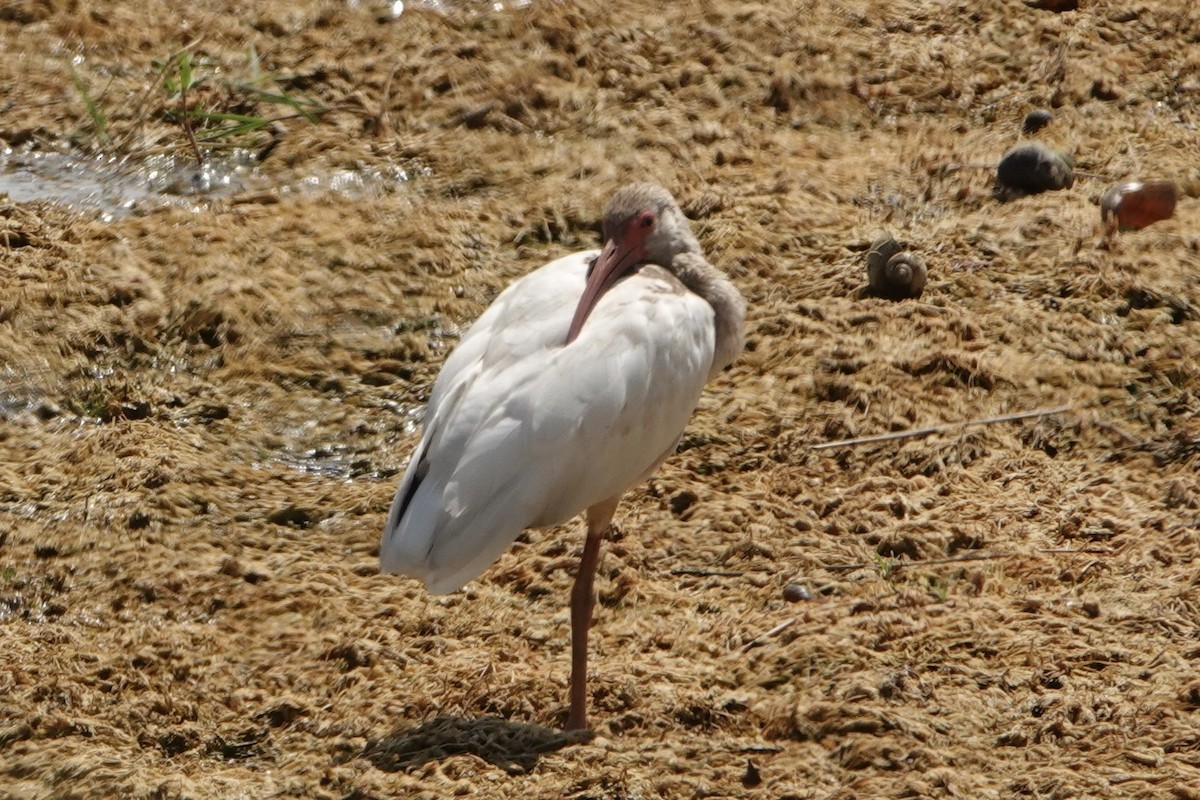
(3, 0, 1200, 798)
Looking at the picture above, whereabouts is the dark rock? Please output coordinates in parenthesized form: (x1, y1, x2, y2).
(995, 143, 1073, 196)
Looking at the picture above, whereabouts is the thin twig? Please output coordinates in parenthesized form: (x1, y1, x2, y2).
(824, 552, 1010, 573)
(373, 60, 401, 137)
(670, 567, 744, 578)
(736, 744, 785, 754)
(738, 618, 796, 654)
(812, 404, 1073, 451)
(1143, 647, 1170, 669)
(1037, 547, 1114, 555)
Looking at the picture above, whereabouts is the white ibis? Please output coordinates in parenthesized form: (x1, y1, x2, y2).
(380, 183, 746, 730)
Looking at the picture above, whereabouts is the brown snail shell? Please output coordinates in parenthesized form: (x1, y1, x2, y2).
(866, 235, 927, 299)
(1100, 180, 1178, 231)
(782, 582, 811, 603)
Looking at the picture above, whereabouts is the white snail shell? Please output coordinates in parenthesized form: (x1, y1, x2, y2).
(866, 235, 927, 299)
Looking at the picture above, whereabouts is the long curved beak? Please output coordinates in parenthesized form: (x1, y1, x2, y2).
(565, 234, 642, 344)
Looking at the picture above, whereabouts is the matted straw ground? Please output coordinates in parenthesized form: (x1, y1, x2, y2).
(2, 1, 1199, 798)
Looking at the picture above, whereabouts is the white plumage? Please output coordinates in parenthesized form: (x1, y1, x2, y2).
(381, 251, 715, 593)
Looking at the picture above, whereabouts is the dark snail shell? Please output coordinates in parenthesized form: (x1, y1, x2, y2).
(995, 143, 1074, 196)
(1022, 109, 1054, 135)
(866, 235, 927, 299)
(782, 582, 811, 603)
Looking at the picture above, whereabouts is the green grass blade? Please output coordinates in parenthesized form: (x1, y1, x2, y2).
(195, 118, 274, 141)
(238, 85, 327, 123)
(68, 63, 110, 143)
(178, 52, 194, 93)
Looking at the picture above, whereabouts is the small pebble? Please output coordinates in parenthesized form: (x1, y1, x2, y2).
(1022, 109, 1054, 134)
(782, 582, 811, 603)
(1100, 180, 1178, 231)
(996, 143, 1074, 196)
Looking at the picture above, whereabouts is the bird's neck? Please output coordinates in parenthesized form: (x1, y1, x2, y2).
(672, 252, 747, 379)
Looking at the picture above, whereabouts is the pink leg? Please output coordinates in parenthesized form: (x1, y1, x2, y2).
(565, 497, 618, 731)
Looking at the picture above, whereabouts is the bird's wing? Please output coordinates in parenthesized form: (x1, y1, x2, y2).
(381, 254, 716, 594)
(379, 252, 596, 569)
(426, 251, 599, 414)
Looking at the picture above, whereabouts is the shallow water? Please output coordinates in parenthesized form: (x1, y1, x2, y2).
(0, 145, 419, 221)
(282, 162, 420, 200)
(0, 147, 254, 221)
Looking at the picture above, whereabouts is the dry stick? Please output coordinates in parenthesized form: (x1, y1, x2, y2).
(1038, 547, 1113, 555)
(373, 61, 401, 137)
(738, 618, 796, 654)
(812, 404, 1074, 451)
(670, 567, 744, 578)
(824, 551, 1010, 573)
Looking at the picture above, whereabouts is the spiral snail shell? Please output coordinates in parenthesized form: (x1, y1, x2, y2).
(866, 235, 927, 299)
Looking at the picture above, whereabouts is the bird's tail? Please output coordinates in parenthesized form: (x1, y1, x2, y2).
(380, 436, 441, 581)
(381, 437, 542, 595)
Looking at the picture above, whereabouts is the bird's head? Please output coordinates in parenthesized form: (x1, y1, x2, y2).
(566, 183, 699, 343)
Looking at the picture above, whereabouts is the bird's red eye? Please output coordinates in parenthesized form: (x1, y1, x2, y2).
(637, 212, 655, 229)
